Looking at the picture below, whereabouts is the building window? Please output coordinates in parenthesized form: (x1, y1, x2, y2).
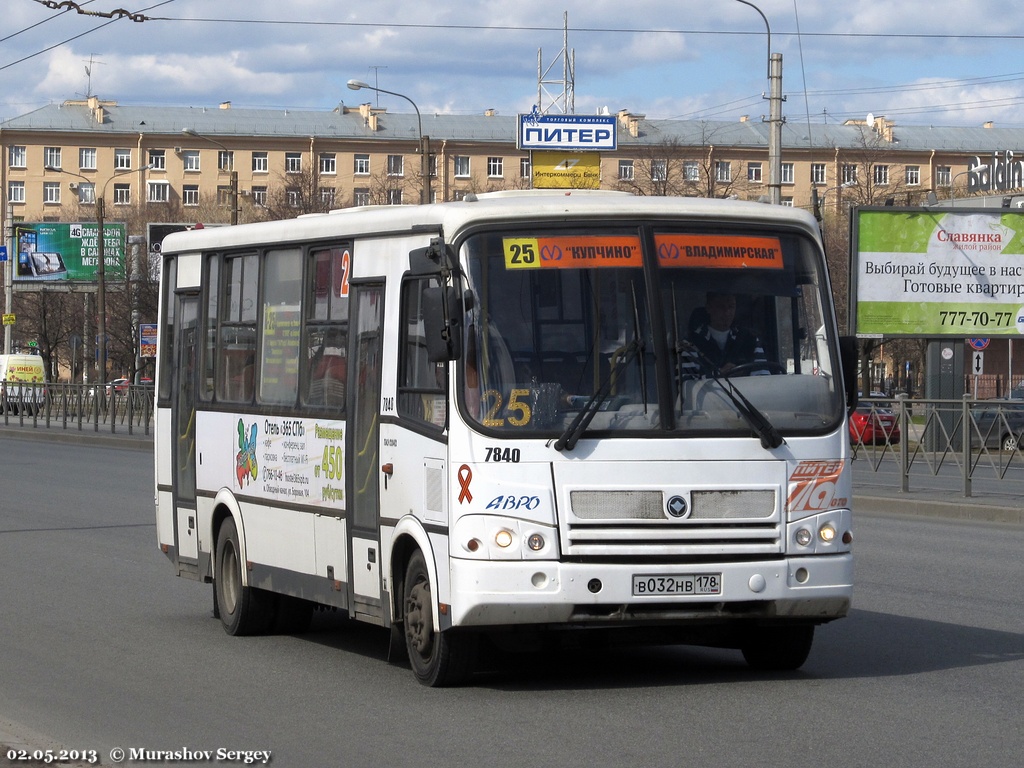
(781, 162, 795, 184)
(43, 181, 61, 204)
(520, 157, 531, 178)
(320, 187, 336, 207)
(77, 182, 96, 205)
(715, 160, 731, 183)
(781, 197, 794, 207)
(113, 184, 131, 205)
(217, 186, 233, 207)
(684, 160, 699, 182)
(811, 163, 826, 185)
(8, 181, 25, 203)
(387, 189, 403, 205)
(487, 157, 503, 178)
(148, 181, 170, 202)
(183, 185, 200, 206)
(873, 165, 889, 185)
(319, 153, 337, 175)
(218, 150, 234, 172)
(651, 159, 668, 182)
(747, 162, 763, 183)
(286, 188, 300, 207)
(114, 148, 132, 170)
(936, 166, 952, 187)
(251, 186, 267, 205)
(148, 149, 166, 170)
(44, 147, 62, 169)
(453, 156, 470, 178)
(842, 164, 858, 184)
(354, 154, 370, 175)
(182, 150, 201, 172)
(353, 188, 370, 206)
(387, 155, 404, 177)
(9, 146, 27, 168)
(618, 160, 634, 180)
(906, 165, 921, 186)
(79, 148, 97, 171)
(285, 153, 302, 173)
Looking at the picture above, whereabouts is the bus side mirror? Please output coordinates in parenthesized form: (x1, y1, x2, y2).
(422, 286, 463, 362)
(839, 336, 859, 413)
(409, 237, 457, 277)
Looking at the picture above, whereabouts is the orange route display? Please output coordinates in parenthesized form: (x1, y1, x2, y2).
(655, 234, 784, 269)
(502, 235, 644, 270)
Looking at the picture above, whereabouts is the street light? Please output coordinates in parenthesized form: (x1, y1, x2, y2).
(46, 163, 151, 383)
(733, 0, 782, 205)
(181, 128, 239, 224)
(949, 169, 974, 207)
(811, 180, 856, 223)
(347, 79, 431, 204)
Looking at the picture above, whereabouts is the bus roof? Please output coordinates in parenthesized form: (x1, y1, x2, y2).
(159, 191, 820, 255)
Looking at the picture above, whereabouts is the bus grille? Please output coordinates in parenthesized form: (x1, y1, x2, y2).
(563, 489, 781, 558)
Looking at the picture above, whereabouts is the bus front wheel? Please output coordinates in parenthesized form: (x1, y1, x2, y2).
(403, 550, 476, 686)
(740, 624, 815, 671)
(214, 517, 275, 636)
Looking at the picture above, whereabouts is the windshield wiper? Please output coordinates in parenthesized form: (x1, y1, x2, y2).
(680, 343, 784, 450)
(553, 337, 643, 452)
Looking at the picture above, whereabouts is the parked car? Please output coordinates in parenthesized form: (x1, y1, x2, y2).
(849, 403, 900, 446)
(971, 400, 1024, 452)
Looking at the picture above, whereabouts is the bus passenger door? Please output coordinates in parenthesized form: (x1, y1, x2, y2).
(172, 293, 200, 568)
(348, 283, 385, 621)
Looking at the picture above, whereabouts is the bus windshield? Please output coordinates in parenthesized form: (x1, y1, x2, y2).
(459, 223, 843, 439)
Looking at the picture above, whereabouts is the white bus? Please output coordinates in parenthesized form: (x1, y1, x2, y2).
(155, 191, 858, 686)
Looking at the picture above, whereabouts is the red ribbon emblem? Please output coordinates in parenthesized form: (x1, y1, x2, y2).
(457, 464, 473, 504)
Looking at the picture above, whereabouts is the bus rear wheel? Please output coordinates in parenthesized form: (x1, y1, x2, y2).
(740, 624, 815, 671)
(214, 517, 275, 636)
(403, 550, 476, 687)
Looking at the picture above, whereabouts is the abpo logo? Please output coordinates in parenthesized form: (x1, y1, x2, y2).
(1016, 306, 1024, 335)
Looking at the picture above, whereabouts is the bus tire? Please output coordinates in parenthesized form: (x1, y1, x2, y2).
(741, 624, 815, 671)
(403, 550, 476, 687)
(214, 517, 275, 636)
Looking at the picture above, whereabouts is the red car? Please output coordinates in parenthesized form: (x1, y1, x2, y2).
(849, 404, 900, 446)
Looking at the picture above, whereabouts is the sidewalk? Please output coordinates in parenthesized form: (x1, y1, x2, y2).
(1, 422, 1019, 524)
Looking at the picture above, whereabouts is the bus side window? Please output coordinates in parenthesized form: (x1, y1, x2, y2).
(306, 327, 347, 410)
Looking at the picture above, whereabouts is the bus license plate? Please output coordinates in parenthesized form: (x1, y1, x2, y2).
(632, 573, 722, 596)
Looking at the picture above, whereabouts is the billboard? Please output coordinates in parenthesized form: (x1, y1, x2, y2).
(517, 113, 617, 151)
(852, 207, 1024, 337)
(531, 151, 601, 189)
(14, 222, 126, 284)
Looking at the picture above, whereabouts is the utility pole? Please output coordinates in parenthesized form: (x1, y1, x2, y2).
(3, 203, 13, 354)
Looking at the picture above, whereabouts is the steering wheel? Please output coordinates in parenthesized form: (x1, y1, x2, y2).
(723, 361, 787, 378)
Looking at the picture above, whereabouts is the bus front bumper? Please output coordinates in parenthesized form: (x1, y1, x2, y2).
(447, 554, 852, 629)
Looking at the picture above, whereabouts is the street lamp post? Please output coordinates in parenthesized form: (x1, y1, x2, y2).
(45, 164, 149, 383)
(181, 128, 239, 224)
(734, 1, 782, 205)
(347, 79, 430, 204)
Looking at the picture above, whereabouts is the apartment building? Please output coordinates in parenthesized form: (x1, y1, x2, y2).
(3, 95, 1024, 228)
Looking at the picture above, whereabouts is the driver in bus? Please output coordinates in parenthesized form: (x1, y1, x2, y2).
(685, 291, 769, 376)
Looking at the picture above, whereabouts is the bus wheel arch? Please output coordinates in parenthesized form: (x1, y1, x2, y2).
(213, 509, 274, 636)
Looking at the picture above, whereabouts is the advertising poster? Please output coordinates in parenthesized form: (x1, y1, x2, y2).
(14, 222, 126, 284)
(854, 208, 1024, 337)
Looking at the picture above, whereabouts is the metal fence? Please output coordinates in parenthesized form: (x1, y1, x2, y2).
(4, 384, 1024, 498)
(852, 395, 1024, 497)
(1, 382, 154, 435)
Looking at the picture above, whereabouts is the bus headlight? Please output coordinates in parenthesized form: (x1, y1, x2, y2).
(795, 528, 812, 547)
(818, 523, 837, 543)
(453, 516, 558, 560)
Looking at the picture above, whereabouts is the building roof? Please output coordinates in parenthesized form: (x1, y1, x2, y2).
(3, 99, 1023, 155)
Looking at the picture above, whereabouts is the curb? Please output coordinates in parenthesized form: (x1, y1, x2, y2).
(854, 493, 1023, 525)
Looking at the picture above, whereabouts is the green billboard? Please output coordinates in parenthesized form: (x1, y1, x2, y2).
(14, 222, 126, 284)
(853, 207, 1024, 337)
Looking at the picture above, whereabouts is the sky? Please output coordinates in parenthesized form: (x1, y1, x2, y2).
(3, 0, 1024, 129)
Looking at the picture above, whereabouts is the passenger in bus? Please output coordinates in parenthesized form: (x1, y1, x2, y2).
(685, 292, 769, 376)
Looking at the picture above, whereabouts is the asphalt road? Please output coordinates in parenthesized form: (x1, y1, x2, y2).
(1, 435, 1021, 768)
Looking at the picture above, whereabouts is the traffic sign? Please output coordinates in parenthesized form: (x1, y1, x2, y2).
(968, 338, 990, 351)
(0, 245, 7, 261)
(972, 351, 984, 374)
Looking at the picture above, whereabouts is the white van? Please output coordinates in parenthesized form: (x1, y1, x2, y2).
(0, 354, 47, 415)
